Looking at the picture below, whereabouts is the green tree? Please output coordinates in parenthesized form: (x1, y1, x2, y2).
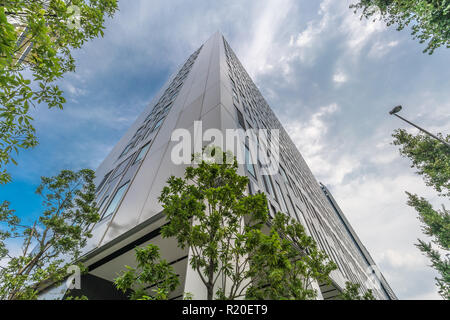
(158, 147, 336, 300)
(114, 244, 180, 300)
(0, 169, 100, 300)
(339, 281, 375, 300)
(158, 147, 269, 300)
(246, 212, 337, 300)
(0, 0, 118, 184)
(350, 0, 450, 54)
(392, 128, 449, 299)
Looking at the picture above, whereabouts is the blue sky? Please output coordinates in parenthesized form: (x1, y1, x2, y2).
(1, 0, 449, 299)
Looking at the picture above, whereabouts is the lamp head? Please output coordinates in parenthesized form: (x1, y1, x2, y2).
(389, 105, 402, 115)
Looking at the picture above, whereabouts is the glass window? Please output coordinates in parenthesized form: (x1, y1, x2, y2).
(280, 166, 288, 183)
(248, 182, 253, 195)
(119, 142, 133, 158)
(133, 125, 145, 138)
(287, 195, 299, 221)
(245, 144, 256, 179)
(295, 205, 305, 223)
(101, 181, 130, 219)
(154, 110, 162, 119)
(96, 170, 112, 193)
(134, 142, 151, 164)
(153, 118, 163, 130)
(112, 154, 134, 179)
(98, 195, 109, 213)
(163, 102, 172, 114)
(288, 176, 297, 195)
(261, 174, 271, 195)
(235, 106, 246, 129)
(274, 181, 288, 214)
(259, 162, 274, 196)
(270, 204, 277, 218)
(145, 112, 153, 122)
(144, 125, 154, 140)
(229, 76, 236, 89)
(267, 175, 277, 202)
(233, 89, 239, 102)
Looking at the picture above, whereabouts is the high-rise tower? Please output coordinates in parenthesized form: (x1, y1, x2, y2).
(40, 32, 396, 300)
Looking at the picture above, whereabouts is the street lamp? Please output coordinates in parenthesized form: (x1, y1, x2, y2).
(388, 105, 450, 148)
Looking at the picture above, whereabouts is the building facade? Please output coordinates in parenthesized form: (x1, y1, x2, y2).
(40, 32, 396, 300)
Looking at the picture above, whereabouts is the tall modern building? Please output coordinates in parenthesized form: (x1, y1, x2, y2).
(40, 32, 396, 300)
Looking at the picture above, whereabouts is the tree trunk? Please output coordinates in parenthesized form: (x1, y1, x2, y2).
(207, 284, 213, 300)
(207, 257, 215, 300)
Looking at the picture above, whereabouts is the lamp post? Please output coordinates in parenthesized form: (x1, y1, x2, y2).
(389, 105, 450, 148)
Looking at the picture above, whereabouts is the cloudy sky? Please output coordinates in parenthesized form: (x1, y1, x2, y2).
(2, 0, 449, 299)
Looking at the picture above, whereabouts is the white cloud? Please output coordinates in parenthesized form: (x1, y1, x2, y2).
(286, 2, 331, 65)
(285, 103, 339, 156)
(369, 139, 399, 165)
(377, 249, 427, 270)
(368, 40, 399, 58)
(285, 103, 362, 185)
(292, 15, 329, 49)
(65, 83, 87, 97)
(341, 9, 387, 55)
(333, 71, 347, 83)
(240, 0, 295, 77)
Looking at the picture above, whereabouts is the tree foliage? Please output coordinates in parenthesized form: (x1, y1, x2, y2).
(393, 129, 450, 197)
(158, 147, 336, 300)
(114, 244, 179, 300)
(246, 212, 337, 300)
(392, 128, 450, 299)
(339, 281, 375, 300)
(0, 169, 100, 300)
(159, 147, 270, 300)
(350, 0, 450, 54)
(0, 0, 118, 184)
